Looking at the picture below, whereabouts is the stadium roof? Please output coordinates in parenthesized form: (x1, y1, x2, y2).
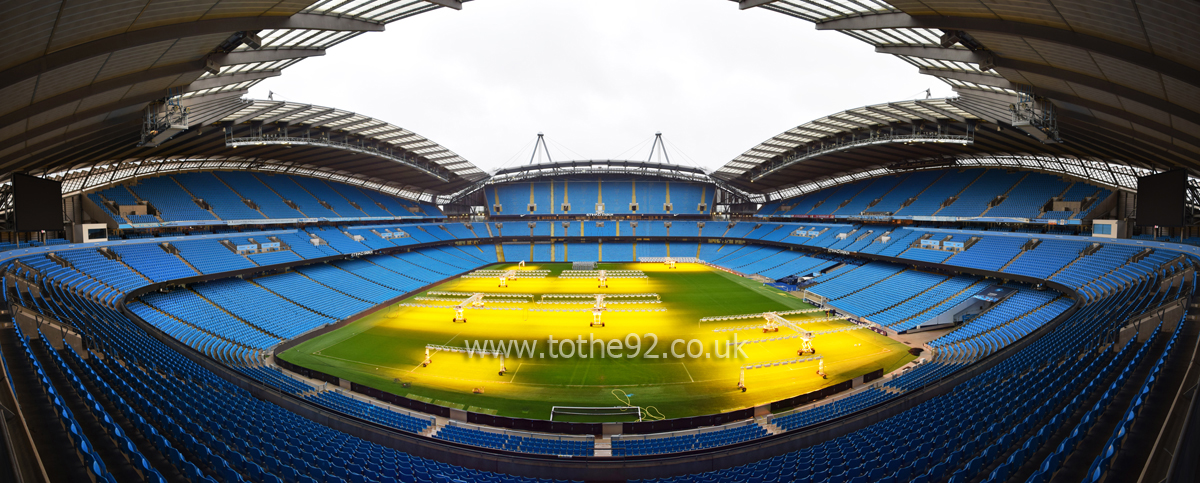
(40, 96, 484, 202)
(6, 0, 1200, 204)
(443, 159, 733, 203)
(715, 96, 1197, 200)
(732, 0, 1200, 192)
(716, 98, 979, 185)
(491, 160, 710, 183)
(0, 0, 477, 195)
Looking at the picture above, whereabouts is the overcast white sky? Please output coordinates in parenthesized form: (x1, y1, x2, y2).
(248, 0, 952, 174)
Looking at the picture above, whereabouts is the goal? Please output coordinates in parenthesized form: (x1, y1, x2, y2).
(550, 406, 641, 421)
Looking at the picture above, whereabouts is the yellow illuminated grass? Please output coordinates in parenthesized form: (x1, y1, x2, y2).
(278, 263, 915, 420)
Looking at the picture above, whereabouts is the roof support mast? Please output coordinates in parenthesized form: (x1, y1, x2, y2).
(648, 132, 671, 165)
(529, 132, 553, 165)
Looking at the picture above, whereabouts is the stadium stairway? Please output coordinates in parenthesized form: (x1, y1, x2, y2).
(103, 249, 155, 285)
(977, 172, 1030, 218)
(1046, 245, 1093, 280)
(1004, 322, 1175, 483)
(1100, 307, 1200, 482)
(1031, 320, 1178, 483)
(169, 176, 221, 221)
(29, 334, 163, 482)
(211, 174, 270, 220)
(0, 328, 94, 482)
(930, 169, 986, 216)
(1075, 250, 1152, 302)
(863, 274, 955, 320)
(998, 240, 1036, 271)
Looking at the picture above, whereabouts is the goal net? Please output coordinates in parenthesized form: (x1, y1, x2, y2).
(550, 406, 641, 421)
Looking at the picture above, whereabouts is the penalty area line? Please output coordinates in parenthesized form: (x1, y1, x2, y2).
(680, 362, 695, 383)
(309, 353, 414, 374)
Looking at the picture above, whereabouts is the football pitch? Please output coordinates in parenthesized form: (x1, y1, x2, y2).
(277, 262, 915, 421)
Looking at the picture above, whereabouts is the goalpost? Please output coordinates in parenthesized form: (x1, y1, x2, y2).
(550, 406, 642, 421)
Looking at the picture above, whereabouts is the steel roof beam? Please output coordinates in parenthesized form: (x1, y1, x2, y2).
(0, 60, 207, 135)
(378, 131, 419, 141)
(918, 69, 1013, 91)
(738, 0, 778, 9)
(815, 12, 1200, 91)
(258, 105, 313, 125)
(305, 112, 357, 128)
(0, 112, 142, 171)
(862, 106, 906, 123)
(0, 90, 183, 155)
(9, 90, 246, 171)
(885, 102, 939, 123)
(423, 0, 464, 10)
(209, 48, 326, 66)
(948, 96, 1005, 125)
(229, 103, 283, 125)
(913, 101, 967, 122)
(1039, 89, 1200, 158)
(0, 13, 384, 92)
(790, 126, 835, 138)
(362, 127, 406, 138)
(345, 122, 390, 135)
(773, 134, 816, 144)
(993, 57, 1200, 130)
(329, 118, 377, 132)
(187, 70, 281, 91)
(809, 120, 859, 132)
(282, 108, 335, 126)
(827, 115, 872, 129)
(1058, 111, 1200, 171)
(21, 127, 137, 175)
(841, 110, 893, 125)
(875, 45, 984, 64)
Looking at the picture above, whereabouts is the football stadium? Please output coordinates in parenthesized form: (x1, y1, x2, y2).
(0, 1, 1199, 483)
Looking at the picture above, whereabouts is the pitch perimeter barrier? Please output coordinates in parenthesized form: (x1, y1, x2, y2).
(624, 408, 756, 434)
(466, 413, 599, 436)
(769, 380, 854, 412)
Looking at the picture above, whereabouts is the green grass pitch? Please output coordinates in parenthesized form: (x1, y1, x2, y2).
(277, 263, 915, 421)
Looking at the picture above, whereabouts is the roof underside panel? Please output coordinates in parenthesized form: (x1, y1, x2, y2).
(0, 0, 464, 189)
(732, 0, 1200, 194)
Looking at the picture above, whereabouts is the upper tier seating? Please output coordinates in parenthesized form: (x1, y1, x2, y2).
(292, 176, 367, 217)
(760, 168, 1109, 221)
(986, 172, 1070, 218)
(937, 170, 1024, 217)
(896, 169, 982, 216)
(214, 171, 307, 219)
(127, 176, 216, 222)
(486, 178, 714, 215)
(254, 174, 340, 218)
(869, 170, 942, 214)
(93, 172, 439, 225)
(173, 172, 265, 220)
(173, 239, 256, 274)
